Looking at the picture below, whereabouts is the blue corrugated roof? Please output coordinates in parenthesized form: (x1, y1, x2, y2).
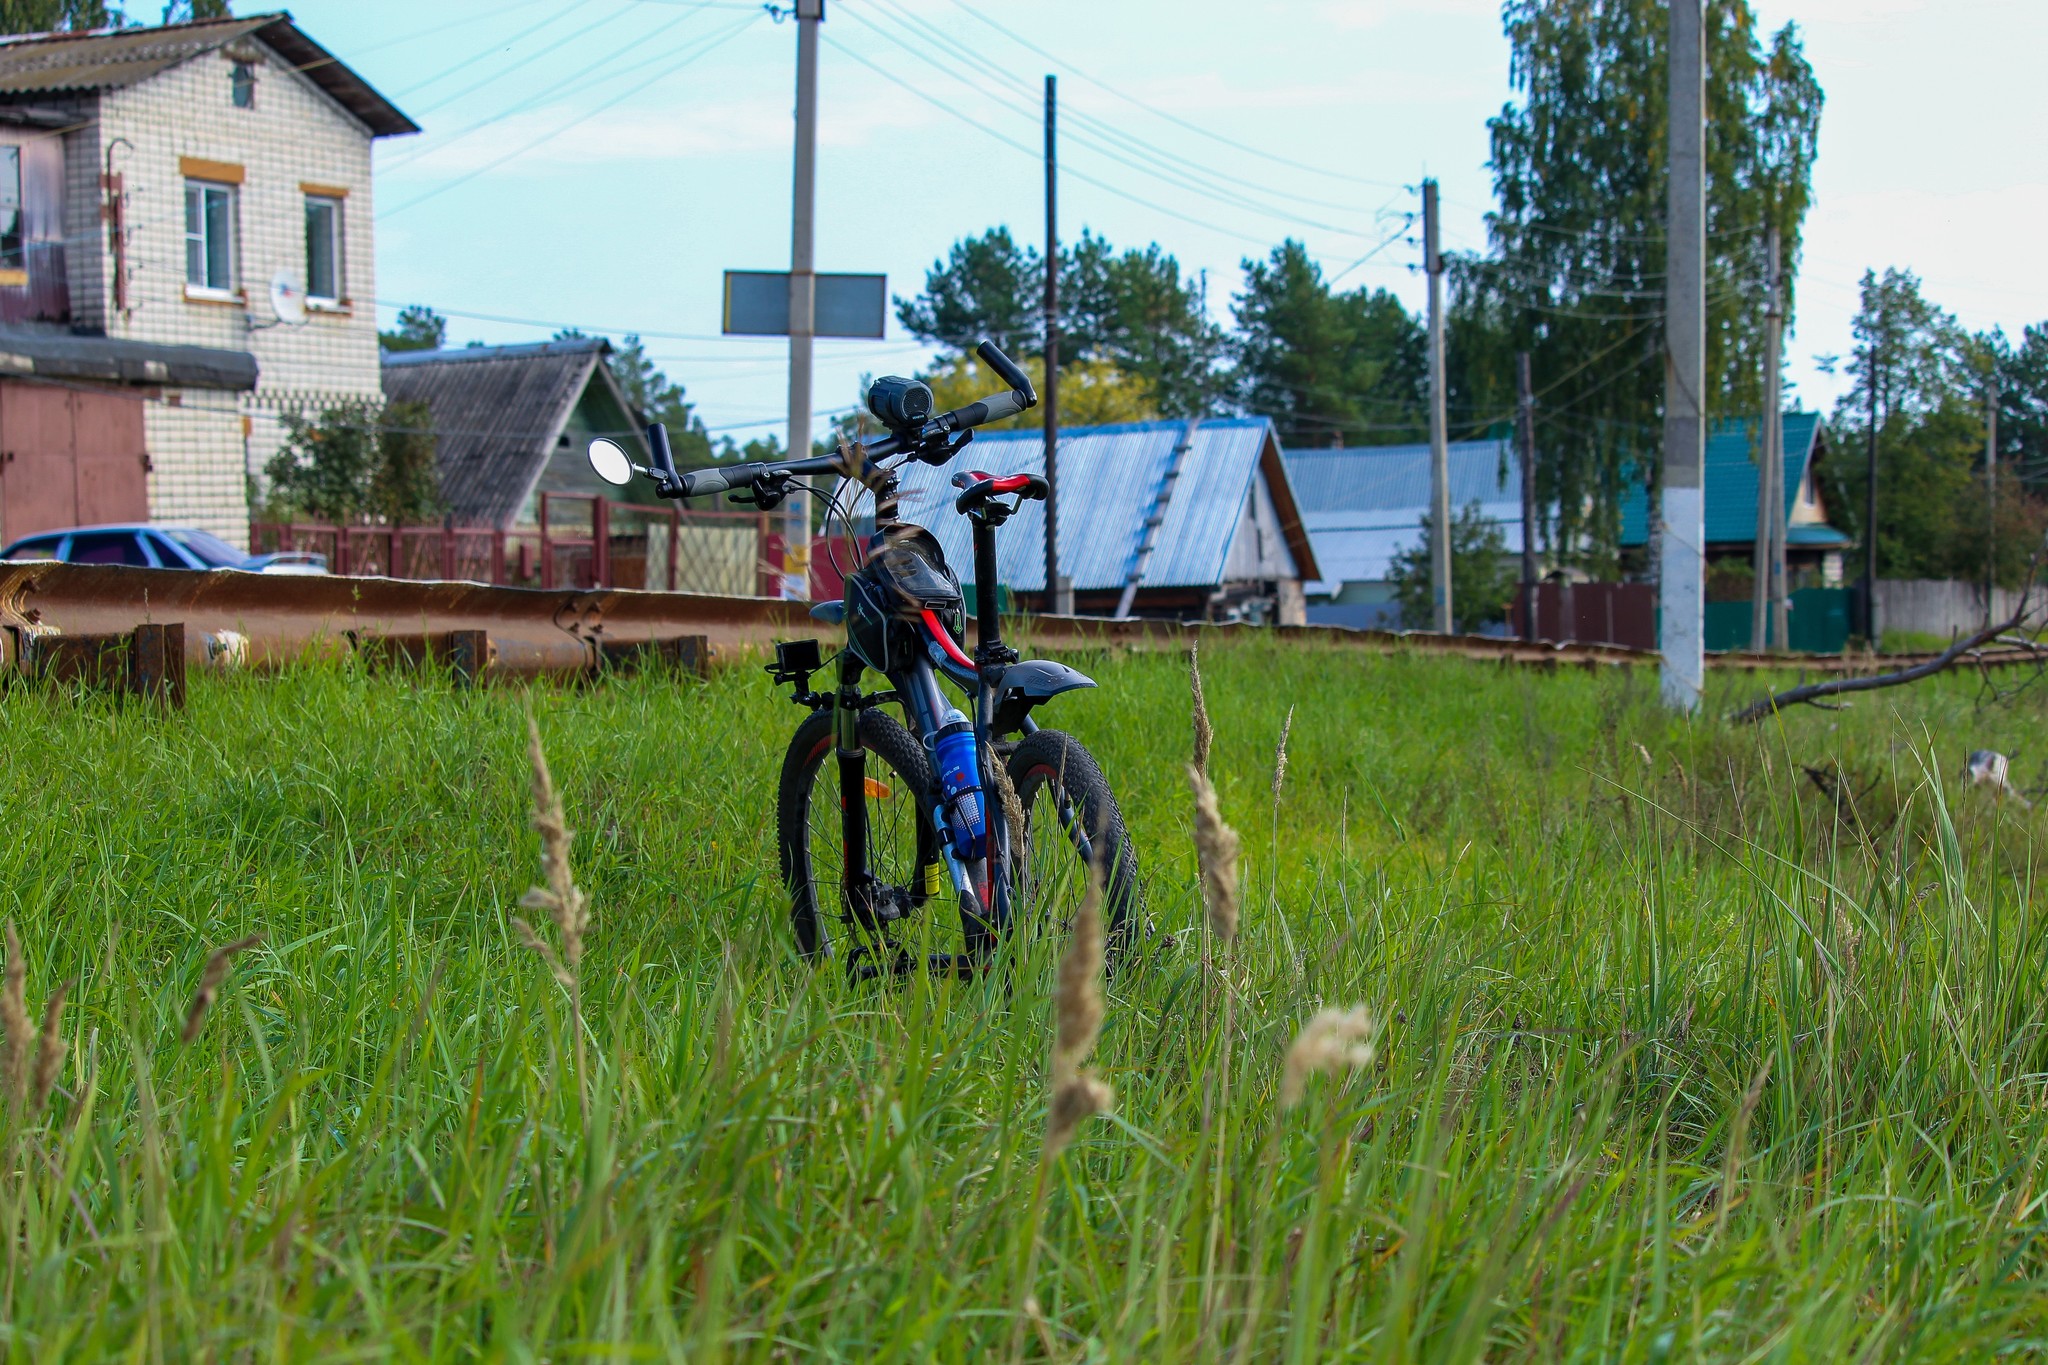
(1618, 413, 1830, 546)
(885, 417, 1308, 591)
(1282, 438, 1525, 588)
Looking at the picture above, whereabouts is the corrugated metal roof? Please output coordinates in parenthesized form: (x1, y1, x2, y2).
(1282, 438, 1525, 588)
(1618, 413, 1830, 546)
(0, 14, 417, 137)
(885, 417, 1308, 592)
(381, 340, 635, 529)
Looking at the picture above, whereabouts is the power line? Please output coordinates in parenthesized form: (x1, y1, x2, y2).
(381, 12, 762, 217)
(946, 0, 1410, 193)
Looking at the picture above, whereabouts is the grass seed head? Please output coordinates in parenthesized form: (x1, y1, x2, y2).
(1, 924, 26, 1105)
(1273, 705, 1295, 803)
(1045, 1073, 1115, 1159)
(1188, 765, 1241, 946)
(1281, 1005, 1376, 1110)
(182, 934, 264, 1044)
(1046, 871, 1114, 1159)
(1189, 642, 1213, 778)
(522, 710, 589, 977)
(31, 979, 68, 1111)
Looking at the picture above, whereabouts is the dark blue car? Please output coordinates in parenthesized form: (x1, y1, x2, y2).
(0, 524, 326, 574)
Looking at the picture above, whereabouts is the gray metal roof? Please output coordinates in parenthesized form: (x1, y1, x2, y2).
(0, 14, 418, 137)
(381, 340, 642, 529)
(1282, 438, 1525, 589)
(884, 417, 1317, 592)
(0, 326, 255, 389)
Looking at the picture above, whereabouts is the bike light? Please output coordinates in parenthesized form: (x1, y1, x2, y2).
(865, 375, 934, 429)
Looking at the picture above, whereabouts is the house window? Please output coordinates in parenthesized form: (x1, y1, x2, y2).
(231, 60, 255, 109)
(0, 145, 21, 277)
(304, 194, 342, 302)
(183, 180, 235, 294)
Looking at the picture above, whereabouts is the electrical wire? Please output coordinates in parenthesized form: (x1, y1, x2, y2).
(381, 11, 763, 217)
(945, 0, 1410, 193)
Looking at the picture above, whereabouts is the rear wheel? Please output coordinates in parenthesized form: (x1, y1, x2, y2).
(777, 707, 941, 961)
(1007, 729, 1139, 962)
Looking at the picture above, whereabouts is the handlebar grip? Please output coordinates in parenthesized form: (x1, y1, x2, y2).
(678, 461, 764, 498)
(976, 339, 1038, 405)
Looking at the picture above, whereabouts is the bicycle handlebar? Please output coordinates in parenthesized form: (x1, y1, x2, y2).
(653, 338, 1038, 502)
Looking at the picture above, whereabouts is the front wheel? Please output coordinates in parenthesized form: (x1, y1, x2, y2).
(1007, 729, 1139, 962)
(777, 707, 941, 961)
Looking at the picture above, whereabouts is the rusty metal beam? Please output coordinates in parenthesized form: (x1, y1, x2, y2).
(0, 562, 2029, 681)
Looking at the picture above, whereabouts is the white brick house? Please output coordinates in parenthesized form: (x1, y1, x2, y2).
(0, 14, 414, 548)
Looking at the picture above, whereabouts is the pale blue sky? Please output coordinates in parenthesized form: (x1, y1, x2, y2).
(292, 0, 2048, 439)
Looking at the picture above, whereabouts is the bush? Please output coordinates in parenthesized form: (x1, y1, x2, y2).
(263, 398, 443, 524)
(1389, 500, 1519, 633)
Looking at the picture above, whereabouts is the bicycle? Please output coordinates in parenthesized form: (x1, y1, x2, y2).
(586, 339, 1138, 980)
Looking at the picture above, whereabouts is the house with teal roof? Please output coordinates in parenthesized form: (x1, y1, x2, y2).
(1618, 413, 1850, 581)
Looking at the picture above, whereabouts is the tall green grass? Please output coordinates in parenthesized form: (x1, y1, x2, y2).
(1, 640, 2046, 1359)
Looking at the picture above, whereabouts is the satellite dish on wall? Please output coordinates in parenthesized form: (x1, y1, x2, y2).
(269, 270, 308, 327)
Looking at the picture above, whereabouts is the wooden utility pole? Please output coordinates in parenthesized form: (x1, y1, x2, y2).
(1865, 344, 1879, 642)
(1751, 227, 1783, 651)
(1659, 0, 1705, 710)
(1424, 178, 1450, 634)
(1042, 74, 1066, 614)
(1516, 351, 1538, 641)
(783, 0, 822, 601)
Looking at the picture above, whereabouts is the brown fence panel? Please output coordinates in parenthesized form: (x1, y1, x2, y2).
(1512, 582, 1657, 650)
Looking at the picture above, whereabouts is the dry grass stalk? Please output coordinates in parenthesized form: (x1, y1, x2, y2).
(1045, 871, 1114, 1159)
(1280, 1005, 1376, 1109)
(2, 924, 26, 1106)
(1272, 705, 1294, 803)
(515, 711, 590, 983)
(1189, 766, 1242, 946)
(182, 934, 263, 1044)
(1190, 642, 1214, 778)
(32, 980, 68, 1110)
(987, 753, 1028, 868)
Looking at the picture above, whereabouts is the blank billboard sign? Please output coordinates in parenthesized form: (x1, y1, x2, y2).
(722, 271, 887, 338)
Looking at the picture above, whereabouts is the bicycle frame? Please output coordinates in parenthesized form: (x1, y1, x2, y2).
(781, 468, 1095, 973)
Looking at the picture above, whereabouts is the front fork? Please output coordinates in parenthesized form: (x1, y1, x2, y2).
(834, 647, 875, 931)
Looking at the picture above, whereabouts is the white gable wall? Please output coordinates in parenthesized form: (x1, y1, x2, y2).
(1221, 468, 1298, 581)
(65, 38, 387, 544)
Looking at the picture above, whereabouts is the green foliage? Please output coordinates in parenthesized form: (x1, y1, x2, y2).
(1456, 0, 1823, 555)
(1994, 323, 2048, 488)
(0, 0, 118, 31)
(1819, 269, 2046, 588)
(1231, 239, 1427, 448)
(263, 398, 444, 524)
(3, 648, 2048, 1354)
(895, 226, 1226, 418)
(377, 304, 447, 353)
(1388, 499, 1520, 632)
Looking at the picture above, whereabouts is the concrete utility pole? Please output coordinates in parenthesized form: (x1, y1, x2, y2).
(1751, 227, 1783, 652)
(1516, 351, 1538, 641)
(1865, 344, 1879, 642)
(1043, 74, 1067, 614)
(1986, 377, 1999, 623)
(1423, 178, 1451, 634)
(783, 0, 822, 600)
(1658, 0, 1705, 710)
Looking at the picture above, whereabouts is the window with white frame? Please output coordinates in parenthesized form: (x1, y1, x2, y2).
(304, 194, 342, 303)
(184, 180, 235, 294)
(0, 145, 22, 277)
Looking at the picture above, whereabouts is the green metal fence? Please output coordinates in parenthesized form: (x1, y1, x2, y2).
(1703, 586, 1852, 654)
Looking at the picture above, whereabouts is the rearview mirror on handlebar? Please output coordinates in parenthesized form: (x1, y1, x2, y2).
(587, 438, 635, 487)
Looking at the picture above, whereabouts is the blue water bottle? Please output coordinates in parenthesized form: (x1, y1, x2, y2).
(931, 708, 986, 860)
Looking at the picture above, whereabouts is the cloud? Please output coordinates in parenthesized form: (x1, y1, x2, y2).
(1317, 0, 1501, 29)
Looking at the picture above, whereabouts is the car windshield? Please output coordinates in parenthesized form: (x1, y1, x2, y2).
(159, 528, 245, 567)
(1, 537, 59, 561)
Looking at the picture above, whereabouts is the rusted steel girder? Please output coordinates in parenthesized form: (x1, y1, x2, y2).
(0, 563, 823, 679)
(0, 562, 2023, 680)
